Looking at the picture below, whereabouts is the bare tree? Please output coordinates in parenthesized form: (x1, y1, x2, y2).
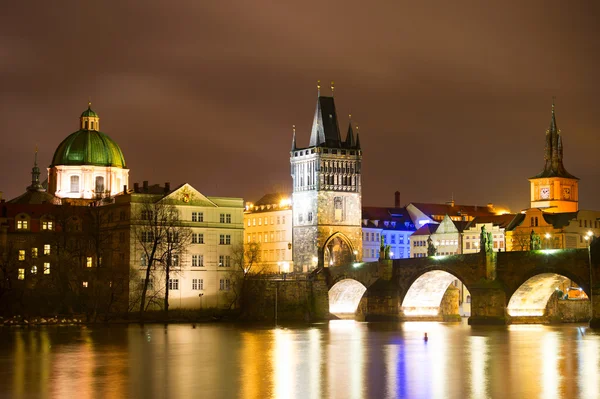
(133, 198, 191, 320)
(509, 230, 530, 251)
(229, 241, 262, 309)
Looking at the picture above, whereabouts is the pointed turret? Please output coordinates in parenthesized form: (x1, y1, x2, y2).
(308, 81, 342, 147)
(344, 115, 356, 148)
(291, 125, 297, 151)
(531, 100, 578, 179)
(28, 147, 44, 191)
(355, 126, 361, 149)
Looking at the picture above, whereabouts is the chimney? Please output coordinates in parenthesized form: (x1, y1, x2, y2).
(394, 191, 401, 208)
(165, 182, 170, 193)
(143, 181, 149, 192)
(134, 182, 139, 193)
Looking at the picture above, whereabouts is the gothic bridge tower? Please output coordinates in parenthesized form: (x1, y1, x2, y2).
(290, 82, 363, 272)
(529, 100, 579, 213)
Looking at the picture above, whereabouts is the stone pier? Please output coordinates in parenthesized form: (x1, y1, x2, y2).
(468, 281, 507, 325)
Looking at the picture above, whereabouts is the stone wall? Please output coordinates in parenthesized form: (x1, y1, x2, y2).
(242, 276, 330, 322)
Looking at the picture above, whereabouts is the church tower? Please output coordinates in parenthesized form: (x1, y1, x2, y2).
(290, 82, 363, 272)
(529, 101, 579, 213)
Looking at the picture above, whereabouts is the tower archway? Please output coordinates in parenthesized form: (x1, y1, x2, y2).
(323, 233, 355, 267)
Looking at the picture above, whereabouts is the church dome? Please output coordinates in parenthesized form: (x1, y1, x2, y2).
(50, 104, 126, 168)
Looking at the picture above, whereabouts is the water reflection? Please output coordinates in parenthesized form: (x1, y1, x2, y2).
(1, 323, 600, 398)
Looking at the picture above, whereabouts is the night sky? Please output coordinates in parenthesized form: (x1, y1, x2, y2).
(2, 1, 599, 212)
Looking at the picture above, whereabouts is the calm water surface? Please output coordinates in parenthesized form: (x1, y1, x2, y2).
(0, 320, 599, 399)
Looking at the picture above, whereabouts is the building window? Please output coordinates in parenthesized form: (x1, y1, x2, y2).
(308, 212, 313, 222)
(282, 215, 286, 224)
(18, 250, 25, 261)
(220, 279, 231, 291)
(226, 235, 231, 245)
(399, 236, 404, 244)
(391, 235, 396, 244)
(44, 244, 51, 255)
(334, 197, 343, 222)
(192, 233, 204, 244)
(219, 255, 224, 267)
(466, 242, 471, 250)
(226, 214, 232, 223)
(225, 255, 231, 267)
(141, 231, 155, 242)
(95, 176, 105, 193)
(83, 281, 88, 288)
(219, 235, 225, 245)
(192, 279, 204, 290)
(31, 265, 37, 274)
(141, 210, 153, 220)
(86, 257, 93, 268)
(220, 214, 225, 223)
(70, 175, 80, 192)
(140, 254, 148, 266)
(171, 255, 179, 267)
(192, 255, 204, 267)
(42, 220, 53, 230)
(535, 217, 539, 227)
(16, 220, 28, 230)
(168, 279, 179, 290)
(141, 278, 154, 290)
(31, 248, 38, 258)
(43, 262, 50, 274)
(277, 216, 281, 225)
(192, 212, 204, 222)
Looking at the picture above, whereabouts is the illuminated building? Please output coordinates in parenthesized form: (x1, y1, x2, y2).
(462, 214, 516, 254)
(47, 103, 129, 203)
(361, 194, 415, 261)
(406, 200, 496, 227)
(528, 101, 578, 213)
(506, 101, 600, 251)
(244, 193, 292, 273)
(290, 83, 363, 271)
(113, 182, 244, 309)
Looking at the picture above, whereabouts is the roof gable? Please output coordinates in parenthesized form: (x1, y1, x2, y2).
(161, 183, 217, 207)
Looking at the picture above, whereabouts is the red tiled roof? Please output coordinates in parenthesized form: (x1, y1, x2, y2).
(411, 202, 496, 218)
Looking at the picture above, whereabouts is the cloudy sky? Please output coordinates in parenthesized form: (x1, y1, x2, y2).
(1, 1, 599, 212)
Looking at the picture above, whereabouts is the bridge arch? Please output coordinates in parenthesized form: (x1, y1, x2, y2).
(329, 278, 367, 317)
(401, 268, 470, 319)
(507, 270, 589, 317)
(322, 232, 355, 267)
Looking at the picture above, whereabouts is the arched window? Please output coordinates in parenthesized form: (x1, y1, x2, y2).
(70, 175, 80, 192)
(466, 295, 471, 303)
(84, 121, 88, 129)
(95, 176, 105, 193)
(535, 217, 539, 227)
(531, 217, 534, 227)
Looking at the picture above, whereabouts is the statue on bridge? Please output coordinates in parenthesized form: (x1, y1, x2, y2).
(529, 230, 542, 250)
(427, 236, 437, 256)
(480, 226, 494, 254)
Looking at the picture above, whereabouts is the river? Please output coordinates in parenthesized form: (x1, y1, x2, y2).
(0, 320, 598, 399)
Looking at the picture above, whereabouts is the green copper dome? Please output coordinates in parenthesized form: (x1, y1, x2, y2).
(51, 130, 127, 168)
(81, 105, 98, 118)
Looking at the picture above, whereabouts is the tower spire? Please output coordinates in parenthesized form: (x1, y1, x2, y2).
(29, 145, 43, 191)
(331, 81, 335, 97)
(317, 80, 321, 97)
(345, 113, 356, 148)
(291, 124, 297, 151)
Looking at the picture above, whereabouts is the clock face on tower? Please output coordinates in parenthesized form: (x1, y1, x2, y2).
(540, 187, 550, 199)
(563, 187, 571, 199)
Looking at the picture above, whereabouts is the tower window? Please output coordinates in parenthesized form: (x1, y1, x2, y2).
(334, 197, 344, 222)
(84, 121, 88, 130)
(70, 176, 80, 192)
(95, 176, 104, 193)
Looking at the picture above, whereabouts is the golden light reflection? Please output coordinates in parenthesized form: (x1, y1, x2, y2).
(327, 320, 365, 399)
(308, 328, 322, 399)
(541, 332, 561, 399)
(272, 329, 296, 399)
(578, 336, 600, 398)
(385, 344, 399, 398)
(469, 336, 489, 399)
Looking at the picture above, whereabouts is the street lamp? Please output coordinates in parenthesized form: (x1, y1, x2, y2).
(545, 233, 551, 249)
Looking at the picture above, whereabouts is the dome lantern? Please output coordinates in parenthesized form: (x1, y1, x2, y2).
(80, 101, 100, 131)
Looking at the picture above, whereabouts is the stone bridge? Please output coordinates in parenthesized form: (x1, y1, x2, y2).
(323, 240, 600, 327)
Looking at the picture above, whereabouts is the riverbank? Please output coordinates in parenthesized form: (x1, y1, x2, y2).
(0, 309, 242, 327)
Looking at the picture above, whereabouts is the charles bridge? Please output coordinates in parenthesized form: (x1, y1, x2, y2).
(245, 240, 600, 327)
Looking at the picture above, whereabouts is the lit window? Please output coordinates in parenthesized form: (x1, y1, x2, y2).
(44, 244, 51, 255)
(192, 278, 204, 290)
(253, 218, 256, 226)
(247, 219, 251, 227)
(31, 266, 37, 274)
(18, 250, 25, 261)
(95, 176, 104, 193)
(86, 257, 93, 267)
(18, 269, 25, 280)
(44, 263, 50, 274)
(42, 221, 54, 230)
(17, 220, 28, 230)
(168, 279, 179, 290)
(31, 248, 38, 258)
(83, 281, 88, 287)
(70, 175, 80, 192)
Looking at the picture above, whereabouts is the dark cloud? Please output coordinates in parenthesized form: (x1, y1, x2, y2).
(1, 0, 599, 212)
